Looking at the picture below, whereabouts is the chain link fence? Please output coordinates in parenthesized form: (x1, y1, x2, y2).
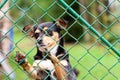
(0, 0, 120, 80)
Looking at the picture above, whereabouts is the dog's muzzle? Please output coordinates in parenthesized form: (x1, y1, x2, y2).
(37, 37, 43, 44)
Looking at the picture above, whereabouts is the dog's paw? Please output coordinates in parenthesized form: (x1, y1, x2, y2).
(15, 51, 26, 65)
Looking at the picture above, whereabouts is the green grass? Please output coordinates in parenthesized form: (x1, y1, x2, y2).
(66, 44, 119, 80)
(2, 31, 120, 80)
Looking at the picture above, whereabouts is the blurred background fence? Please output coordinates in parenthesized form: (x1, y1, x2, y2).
(1, 0, 120, 80)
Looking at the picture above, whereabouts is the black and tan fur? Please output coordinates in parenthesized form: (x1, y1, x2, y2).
(15, 19, 77, 80)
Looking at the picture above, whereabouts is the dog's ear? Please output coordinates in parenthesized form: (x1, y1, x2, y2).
(23, 25, 35, 37)
(56, 19, 68, 30)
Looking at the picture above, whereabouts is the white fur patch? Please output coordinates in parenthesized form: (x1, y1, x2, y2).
(60, 60, 68, 66)
(33, 60, 56, 80)
(32, 59, 67, 80)
(50, 45, 58, 55)
(33, 59, 54, 71)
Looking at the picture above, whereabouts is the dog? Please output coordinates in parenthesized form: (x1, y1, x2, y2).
(15, 19, 78, 80)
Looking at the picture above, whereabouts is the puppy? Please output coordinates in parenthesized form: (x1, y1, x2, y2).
(15, 19, 77, 80)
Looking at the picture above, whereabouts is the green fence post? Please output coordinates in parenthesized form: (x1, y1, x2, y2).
(58, 0, 120, 57)
(0, 0, 8, 9)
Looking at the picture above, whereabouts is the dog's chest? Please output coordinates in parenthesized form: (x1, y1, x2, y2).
(33, 59, 54, 70)
(49, 45, 58, 55)
(33, 59, 56, 80)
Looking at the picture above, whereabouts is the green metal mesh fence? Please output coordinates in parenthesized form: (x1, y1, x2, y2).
(1, 0, 120, 80)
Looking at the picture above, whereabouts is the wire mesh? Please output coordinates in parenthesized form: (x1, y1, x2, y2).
(0, 0, 120, 80)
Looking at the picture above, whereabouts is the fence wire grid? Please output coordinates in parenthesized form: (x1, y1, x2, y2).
(0, 0, 120, 80)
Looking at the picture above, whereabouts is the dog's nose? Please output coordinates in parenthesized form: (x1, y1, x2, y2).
(38, 40, 42, 44)
(37, 38, 42, 44)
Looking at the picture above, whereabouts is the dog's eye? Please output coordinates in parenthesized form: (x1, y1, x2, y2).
(45, 30, 53, 36)
(34, 33, 39, 39)
(48, 31, 53, 36)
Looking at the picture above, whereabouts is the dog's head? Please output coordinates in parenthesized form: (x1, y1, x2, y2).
(23, 19, 67, 54)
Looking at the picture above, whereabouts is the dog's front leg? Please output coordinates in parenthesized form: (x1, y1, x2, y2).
(49, 54, 68, 80)
(20, 61, 37, 79)
(15, 51, 38, 80)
